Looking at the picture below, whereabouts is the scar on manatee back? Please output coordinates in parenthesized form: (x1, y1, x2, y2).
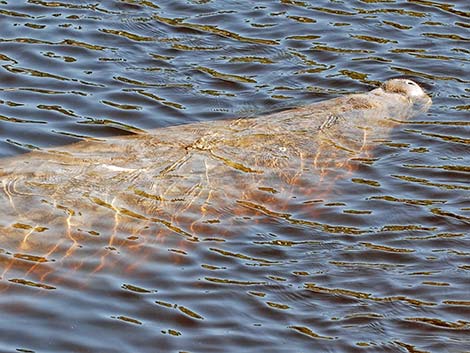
(346, 96, 376, 110)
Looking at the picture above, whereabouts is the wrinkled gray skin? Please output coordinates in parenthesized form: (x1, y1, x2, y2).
(0, 79, 431, 277)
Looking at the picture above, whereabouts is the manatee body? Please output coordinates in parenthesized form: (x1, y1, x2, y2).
(0, 79, 431, 280)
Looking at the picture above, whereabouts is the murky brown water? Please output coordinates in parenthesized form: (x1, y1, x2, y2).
(0, 1, 469, 352)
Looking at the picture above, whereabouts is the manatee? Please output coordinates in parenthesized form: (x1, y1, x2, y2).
(0, 79, 431, 282)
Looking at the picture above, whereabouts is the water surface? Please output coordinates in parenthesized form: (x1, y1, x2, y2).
(0, 1, 469, 352)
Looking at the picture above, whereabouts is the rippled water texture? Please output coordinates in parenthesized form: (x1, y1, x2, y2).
(0, 1, 469, 352)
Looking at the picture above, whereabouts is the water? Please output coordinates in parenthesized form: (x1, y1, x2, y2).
(0, 1, 469, 352)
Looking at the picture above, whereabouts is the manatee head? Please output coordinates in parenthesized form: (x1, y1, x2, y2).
(380, 78, 432, 113)
(382, 78, 431, 99)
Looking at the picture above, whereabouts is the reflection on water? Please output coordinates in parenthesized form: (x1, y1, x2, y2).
(0, 1, 469, 352)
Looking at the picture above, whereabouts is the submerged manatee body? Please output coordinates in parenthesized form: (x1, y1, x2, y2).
(0, 79, 431, 282)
